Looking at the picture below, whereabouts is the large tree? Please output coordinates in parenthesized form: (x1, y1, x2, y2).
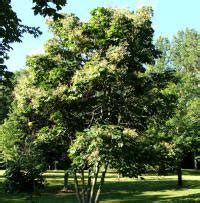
(2, 6, 179, 199)
(2, 6, 162, 192)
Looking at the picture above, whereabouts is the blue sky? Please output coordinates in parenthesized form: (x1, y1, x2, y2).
(6, 0, 200, 72)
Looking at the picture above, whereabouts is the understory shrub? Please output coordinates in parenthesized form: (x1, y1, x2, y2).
(4, 156, 45, 193)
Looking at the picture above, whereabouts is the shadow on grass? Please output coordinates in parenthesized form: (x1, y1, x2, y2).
(0, 170, 200, 203)
(100, 179, 200, 203)
(0, 181, 77, 203)
(31, 193, 77, 203)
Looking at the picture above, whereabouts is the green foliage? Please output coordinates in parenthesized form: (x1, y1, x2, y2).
(0, 1, 200, 198)
(69, 125, 154, 203)
(32, 0, 67, 19)
(2, 7, 165, 199)
(69, 125, 152, 176)
(146, 29, 200, 186)
(165, 72, 200, 158)
(171, 29, 200, 72)
(1, 111, 25, 161)
(2, 6, 178, 198)
(0, 74, 13, 124)
(0, 0, 67, 124)
(147, 36, 171, 72)
(4, 156, 45, 193)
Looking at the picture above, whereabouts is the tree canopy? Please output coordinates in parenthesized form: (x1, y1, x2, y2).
(1, 6, 171, 196)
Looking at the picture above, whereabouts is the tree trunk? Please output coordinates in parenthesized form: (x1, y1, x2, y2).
(63, 170, 68, 191)
(94, 164, 108, 203)
(194, 159, 198, 170)
(74, 171, 82, 203)
(194, 152, 198, 169)
(118, 173, 122, 181)
(86, 169, 92, 203)
(177, 166, 183, 188)
(89, 163, 100, 203)
(54, 161, 57, 170)
(81, 170, 86, 203)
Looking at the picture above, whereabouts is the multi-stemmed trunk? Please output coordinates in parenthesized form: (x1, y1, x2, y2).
(89, 163, 100, 203)
(73, 163, 108, 203)
(74, 170, 82, 202)
(94, 164, 108, 203)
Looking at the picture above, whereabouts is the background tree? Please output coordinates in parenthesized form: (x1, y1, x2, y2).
(0, 68, 14, 166)
(171, 29, 200, 72)
(167, 29, 200, 187)
(0, 0, 67, 122)
(0, 0, 67, 168)
(146, 29, 200, 187)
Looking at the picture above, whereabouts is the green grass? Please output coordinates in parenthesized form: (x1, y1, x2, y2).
(0, 169, 200, 202)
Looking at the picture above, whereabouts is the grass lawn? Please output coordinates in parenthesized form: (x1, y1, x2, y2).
(0, 169, 200, 202)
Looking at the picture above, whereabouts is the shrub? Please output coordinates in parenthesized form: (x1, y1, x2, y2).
(4, 156, 45, 193)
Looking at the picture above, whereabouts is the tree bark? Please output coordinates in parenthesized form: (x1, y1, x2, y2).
(86, 169, 92, 203)
(118, 172, 122, 181)
(54, 161, 57, 170)
(94, 164, 108, 203)
(63, 170, 69, 191)
(177, 166, 183, 188)
(194, 152, 198, 169)
(89, 163, 100, 203)
(74, 171, 82, 203)
(81, 170, 86, 203)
